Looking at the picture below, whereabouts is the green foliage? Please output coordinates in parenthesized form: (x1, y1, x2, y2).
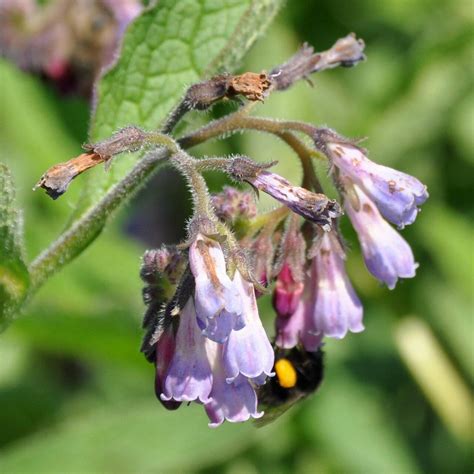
(28, 0, 283, 291)
(0, 403, 261, 473)
(0, 164, 29, 329)
(77, 0, 282, 218)
(0, 0, 472, 472)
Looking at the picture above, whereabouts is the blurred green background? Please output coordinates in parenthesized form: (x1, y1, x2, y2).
(0, 0, 472, 472)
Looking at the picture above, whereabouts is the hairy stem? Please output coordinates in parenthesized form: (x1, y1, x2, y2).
(273, 131, 324, 193)
(171, 153, 215, 221)
(179, 114, 318, 149)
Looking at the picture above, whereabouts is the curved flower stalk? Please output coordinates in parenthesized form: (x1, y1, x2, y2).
(344, 182, 418, 289)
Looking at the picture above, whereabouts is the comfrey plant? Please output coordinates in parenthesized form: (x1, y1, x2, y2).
(32, 32, 428, 427)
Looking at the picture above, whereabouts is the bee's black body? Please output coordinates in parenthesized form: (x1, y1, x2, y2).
(256, 346, 324, 426)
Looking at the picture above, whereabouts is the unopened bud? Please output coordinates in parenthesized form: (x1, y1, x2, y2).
(211, 186, 257, 222)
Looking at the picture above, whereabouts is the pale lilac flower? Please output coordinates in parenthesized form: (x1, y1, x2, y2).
(273, 263, 304, 318)
(325, 141, 428, 228)
(205, 344, 263, 428)
(161, 299, 213, 404)
(275, 299, 323, 351)
(309, 231, 364, 339)
(345, 183, 418, 289)
(189, 233, 244, 342)
(247, 170, 341, 230)
(223, 271, 274, 383)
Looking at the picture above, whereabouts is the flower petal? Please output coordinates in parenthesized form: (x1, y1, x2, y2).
(309, 232, 364, 339)
(161, 299, 213, 403)
(223, 271, 274, 383)
(190, 233, 244, 342)
(328, 143, 428, 228)
(205, 357, 263, 428)
(345, 184, 418, 289)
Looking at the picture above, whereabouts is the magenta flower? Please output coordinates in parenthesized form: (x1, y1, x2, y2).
(273, 263, 304, 318)
(324, 140, 428, 228)
(345, 183, 418, 289)
(308, 231, 364, 339)
(223, 271, 274, 383)
(160, 299, 213, 404)
(189, 233, 244, 342)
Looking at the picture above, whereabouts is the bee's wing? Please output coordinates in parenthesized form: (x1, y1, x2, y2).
(254, 393, 307, 427)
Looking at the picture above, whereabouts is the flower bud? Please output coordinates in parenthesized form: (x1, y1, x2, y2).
(211, 186, 257, 223)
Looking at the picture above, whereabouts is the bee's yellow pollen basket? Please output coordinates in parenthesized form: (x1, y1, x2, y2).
(275, 358, 297, 388)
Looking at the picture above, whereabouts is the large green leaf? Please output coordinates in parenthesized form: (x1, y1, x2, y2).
(0, 164, 29, 328)
(0, 401, 262, 473)
(77, 0, 282, 218)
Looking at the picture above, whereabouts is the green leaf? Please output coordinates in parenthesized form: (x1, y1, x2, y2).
(0, 401, 260, 473)
(415, 203, 473, 299)
(77, 0, 282, 217)
(0, 163, 29, 328)
(28, 0, 282, 291)
(303, 370, 422, 474)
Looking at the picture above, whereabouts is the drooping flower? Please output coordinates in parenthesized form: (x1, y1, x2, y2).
(223, 271, 274, 384)
(160, 299, 213, 404)
(314, 130, 428, 228)
(308, 231, 364, 339)
(189, 233, 244, 343)
(205, 352, 263, 428)
(344, 182, 418, 289)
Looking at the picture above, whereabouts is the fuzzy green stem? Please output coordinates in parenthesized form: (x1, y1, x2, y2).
(179, 115, 319, 149)
(170, 153, 215, 222)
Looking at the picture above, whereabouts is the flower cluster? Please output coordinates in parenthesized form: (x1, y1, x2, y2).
(142, 234, 274, 427)
(142, 134, 428, 426)
(132, 37, 428, 427)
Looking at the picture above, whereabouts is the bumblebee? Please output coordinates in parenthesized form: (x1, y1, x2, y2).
(255, 345, 324, 426)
